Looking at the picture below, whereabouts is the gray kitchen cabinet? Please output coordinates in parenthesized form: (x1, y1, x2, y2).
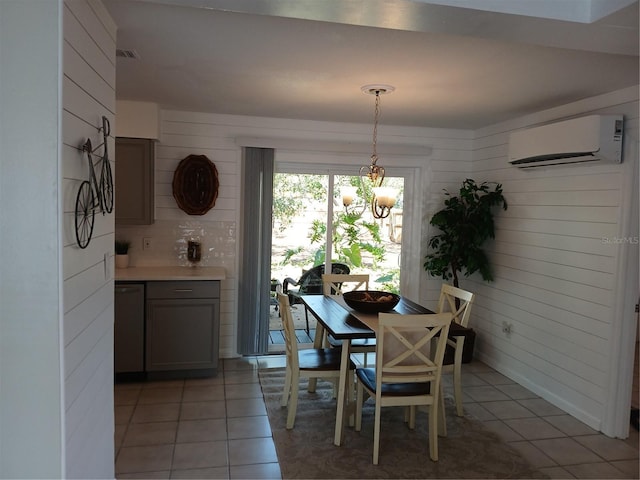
(145, 281, 220, 376)
(114, 282, 145, 374)
(115, 137, 154, 225)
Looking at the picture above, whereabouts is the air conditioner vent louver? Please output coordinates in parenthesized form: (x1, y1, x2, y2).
(508, 115, 623, 168)
(116, 49, 140, 59)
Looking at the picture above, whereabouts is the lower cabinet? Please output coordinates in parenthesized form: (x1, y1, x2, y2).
(145, 281, 220, 376)
(114, 283, 145, 375)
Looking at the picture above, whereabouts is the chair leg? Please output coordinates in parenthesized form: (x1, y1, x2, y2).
(408, 405, 416, 429)
(304, 307, 310, 334)
(453, 338, 465, 416)
(281, 366, 292, 407)
(373, 401, 382, 465)
(438, 385, 447, 437)
(429, 402, 439, 461)
(286, 375, 300, 429)
(355, 382, 363, 431)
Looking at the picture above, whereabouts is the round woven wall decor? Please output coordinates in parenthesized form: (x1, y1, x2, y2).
(172, 154, 219, 215)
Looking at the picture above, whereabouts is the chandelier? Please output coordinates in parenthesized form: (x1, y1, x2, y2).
(342, 84, 397, 219)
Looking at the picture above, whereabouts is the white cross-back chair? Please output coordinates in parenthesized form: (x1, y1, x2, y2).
(437, 284, 475, 417)
(277, 292, 354, 429)
(355, 312, 453, 464)
(321, 273, 376, 365)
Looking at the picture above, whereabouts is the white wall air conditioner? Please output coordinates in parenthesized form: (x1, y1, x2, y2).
(508, 115, 623, 168)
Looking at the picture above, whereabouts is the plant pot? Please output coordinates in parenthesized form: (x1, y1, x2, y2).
(115, 254, 130, 269)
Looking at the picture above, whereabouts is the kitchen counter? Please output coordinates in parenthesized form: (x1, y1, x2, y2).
(115, 266, 226, 281)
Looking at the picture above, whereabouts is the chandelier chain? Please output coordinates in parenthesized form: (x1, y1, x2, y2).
(371, 91, 380, 164)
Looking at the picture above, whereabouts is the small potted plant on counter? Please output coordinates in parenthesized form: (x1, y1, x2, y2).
(115, 240, 131, 269)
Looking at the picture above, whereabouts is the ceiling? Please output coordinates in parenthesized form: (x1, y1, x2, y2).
(103, 0, 639, 129)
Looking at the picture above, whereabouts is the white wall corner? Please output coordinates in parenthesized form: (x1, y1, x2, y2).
(116, 100, 160, 139)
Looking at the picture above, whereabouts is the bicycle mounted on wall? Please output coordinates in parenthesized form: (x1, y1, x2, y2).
(74, 116, 114, 249)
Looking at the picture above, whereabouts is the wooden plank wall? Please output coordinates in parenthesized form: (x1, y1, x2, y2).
(62, 0, 116, 477)
(467, 87, 639, 432)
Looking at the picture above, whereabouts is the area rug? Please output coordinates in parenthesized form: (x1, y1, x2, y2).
(259, 368, 548, 479)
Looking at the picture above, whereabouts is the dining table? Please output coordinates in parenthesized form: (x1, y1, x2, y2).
(300, 293, 433, 446)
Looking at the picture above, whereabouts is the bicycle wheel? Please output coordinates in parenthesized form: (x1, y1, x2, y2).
(101, 158, 114, 214)
(75, 180, 95, 249)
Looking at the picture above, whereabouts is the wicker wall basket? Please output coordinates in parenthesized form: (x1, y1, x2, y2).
(172, 154, 219, 215)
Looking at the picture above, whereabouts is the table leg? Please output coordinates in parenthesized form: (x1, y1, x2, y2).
(308, 322, 326, 393)
(334, 339, 351, 446)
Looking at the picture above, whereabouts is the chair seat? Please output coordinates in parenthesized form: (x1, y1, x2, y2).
(327, 334, 376, 349)
(299, 348, 354, 371)
(356, 367, 433, 396)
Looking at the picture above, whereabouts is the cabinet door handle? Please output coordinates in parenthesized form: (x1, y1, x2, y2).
(116, 287, 138, 294)
(174, 289, 194, 292)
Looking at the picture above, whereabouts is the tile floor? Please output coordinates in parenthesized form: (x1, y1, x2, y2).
(115, 356, 639, 479)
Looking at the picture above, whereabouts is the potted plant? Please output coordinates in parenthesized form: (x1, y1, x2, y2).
(423, 179, 507, 289)
(115, 240, 130, 269)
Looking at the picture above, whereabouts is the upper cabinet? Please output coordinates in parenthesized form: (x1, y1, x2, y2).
(115, 137, 154, 225)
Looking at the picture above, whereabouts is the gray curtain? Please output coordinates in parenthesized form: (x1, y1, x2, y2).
(237, 147, 274, 354)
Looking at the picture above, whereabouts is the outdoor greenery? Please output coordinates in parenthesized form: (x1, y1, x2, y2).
(272, 173, 402, 291)
(424, 179, 508, 288)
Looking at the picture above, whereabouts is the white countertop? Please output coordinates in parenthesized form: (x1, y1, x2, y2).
(115, 266, 226, 281)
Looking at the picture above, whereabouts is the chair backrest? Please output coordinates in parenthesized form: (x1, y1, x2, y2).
(298, 263, 350, 294)
(321, 273, 369, 296)
(437, 284, 475, 327)
(376, 312, 452, 389)
(277, 292, 299, 369)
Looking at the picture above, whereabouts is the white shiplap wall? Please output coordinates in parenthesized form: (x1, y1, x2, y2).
(117, 109, 474, 357)
(468, 86, 639, 435)
(63, 0, 116, 477)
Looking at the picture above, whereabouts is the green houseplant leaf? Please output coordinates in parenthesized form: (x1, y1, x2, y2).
(424, 179, 507, 288)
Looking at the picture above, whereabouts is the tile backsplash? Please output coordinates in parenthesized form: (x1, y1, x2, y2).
(116, 219, 236, 272)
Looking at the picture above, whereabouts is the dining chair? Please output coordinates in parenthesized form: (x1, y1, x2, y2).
(355, 312, 453, 464)
(437, 284, 475, 417)
(276, 292, 355, 429)
(321, 273, 376, 366)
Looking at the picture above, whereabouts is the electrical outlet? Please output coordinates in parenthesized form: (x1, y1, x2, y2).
(501, 321, 513, 337)
(143, 237, 152, 250)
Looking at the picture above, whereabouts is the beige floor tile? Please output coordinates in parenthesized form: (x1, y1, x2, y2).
(116, 444, 174, 474)
(538, 466, 575, 478)
(495, 383, 540, 400)
(481, 420, 524, 442)
(228, 437, 278, 466)
(183, 385, 226, 403)
(224, 371, 260, 385)
(531, 437, 603, 465)
(503, 417, 566, 440)
(475, 371, 515, 385)
(507, 441, 557, 468)
(171, 466, 229, 479)
(116, 405, 135, 425)
(610, 459, 640, 477)
(177, 418, 228, 443)
(172, 440, 229, 470)
(229, 462, 281, 480)
(142, 379, 185, 389)
(457, 372, 490, 387)
(225, 383, 263, 400)
(227, 415, 272, 439)
(180, 400, 226, 420)
(117, 470, 171, 479)
(517, 398, 566, 416)
(464, 385, 511, 402)
(574, 434, 640, 461)
(223, 357, 258, 372)
(138, 387, 184, 405)
(564, 461, 634, 479)
(123, 421, 178, 446)
(542, 414, 598, 436)
(185, 375, 225, 387)
(462, 402, 497, 421)
(480, 400, 536, 419)
(132, 403, 181, 423)
(115, 387, 142, 406)
(226, 397, 267, 418)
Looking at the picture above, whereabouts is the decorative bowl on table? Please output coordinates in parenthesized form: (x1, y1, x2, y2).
(342, 290, 400, 314)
